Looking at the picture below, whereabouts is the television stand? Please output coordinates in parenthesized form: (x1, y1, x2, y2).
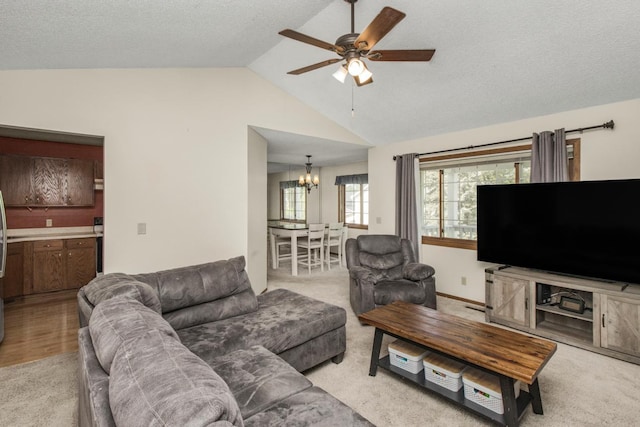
(485, 266, 640, 365)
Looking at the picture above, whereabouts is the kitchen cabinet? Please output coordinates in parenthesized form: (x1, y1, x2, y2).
(0, 242, 25, 300)
(6, 237, 97, 296)
(66, 159, 96, 205)
(65, 238, 96, 289)
(0, 155, 33, 206)
(32, 240, 65, 293)
(0, 154, 95, 207)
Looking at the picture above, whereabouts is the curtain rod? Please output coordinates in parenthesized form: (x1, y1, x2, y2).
(393, 120, 614, 160)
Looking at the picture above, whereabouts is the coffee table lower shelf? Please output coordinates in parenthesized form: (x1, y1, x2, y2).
(378, 355, 533, 426)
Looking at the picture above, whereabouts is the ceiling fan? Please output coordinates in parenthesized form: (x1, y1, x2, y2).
(279, 0, 435, 87)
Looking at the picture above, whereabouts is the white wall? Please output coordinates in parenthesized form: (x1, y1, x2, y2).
(247, 128, 268, 292)
(0, 68, 367, 294)
(369, 98, 640, 302)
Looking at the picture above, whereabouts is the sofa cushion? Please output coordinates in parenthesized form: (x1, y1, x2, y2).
(89, 296, 178, 374)
(163, 289, 259, 331)
(207, 345, 312, 419)
(243, 387, 375, 427)
(178, 289, 346, 366)
(82, 273, 162, 314)
(133, 256, 258, 318)
(109, 329, 244, 427)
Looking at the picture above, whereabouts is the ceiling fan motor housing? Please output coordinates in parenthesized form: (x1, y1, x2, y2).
(335, 33, 363, 57)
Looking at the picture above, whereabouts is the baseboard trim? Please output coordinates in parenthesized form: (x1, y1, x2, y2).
(436, 292, 484, 307)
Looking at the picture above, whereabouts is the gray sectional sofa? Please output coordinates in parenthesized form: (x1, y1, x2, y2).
(77, 256, 373, 426)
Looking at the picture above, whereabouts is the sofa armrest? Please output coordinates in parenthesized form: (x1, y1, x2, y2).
(403, 263, 435, 281)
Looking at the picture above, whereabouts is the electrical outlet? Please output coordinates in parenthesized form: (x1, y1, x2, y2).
(46, 219, 53, 227)
(137, 223, 147, 235)
(461, 276, 467, 286)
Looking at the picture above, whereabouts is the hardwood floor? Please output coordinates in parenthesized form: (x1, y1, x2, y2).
(0, 290, 79, 368)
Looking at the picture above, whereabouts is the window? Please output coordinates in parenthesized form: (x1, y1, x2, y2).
(280, 181, 306, 222)
(336, 174, 368, 228)
(420, 140, 580, 250)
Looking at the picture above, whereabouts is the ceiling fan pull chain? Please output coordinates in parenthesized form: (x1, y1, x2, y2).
(351, 84, 355, 117)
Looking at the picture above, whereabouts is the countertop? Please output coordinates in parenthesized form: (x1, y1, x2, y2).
(7, 226, 101, 243)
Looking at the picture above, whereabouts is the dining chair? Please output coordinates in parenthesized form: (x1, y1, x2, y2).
(270, 228, 291, 268)
(325, 222, 344, 270)
(297, 223, 325, 274)
(341, 225, 349, 266)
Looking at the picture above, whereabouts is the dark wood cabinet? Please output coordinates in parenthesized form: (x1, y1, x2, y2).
(0, 154, 95, 207)
(66, 159, 95, 205)
(33, 157, 67, 206)
(17, 237, 97, 296)
(0, 155, 33, 205)
(65, 238, 96, 289)
(32, 240, 65, 294)
(0, 242, 25, 300)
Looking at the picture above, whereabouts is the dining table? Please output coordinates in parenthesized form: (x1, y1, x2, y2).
(268, 222, 310, 276)
(268, 222, 348, 276)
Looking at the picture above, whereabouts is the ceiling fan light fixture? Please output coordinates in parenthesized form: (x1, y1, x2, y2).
(347, 58, 365, 76)
(356, 65, 373, 84)
(332, 65, 348, 83)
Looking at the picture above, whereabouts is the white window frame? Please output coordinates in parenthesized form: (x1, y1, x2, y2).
(281, 184, 306, 222)
(339, 183, 369, 228)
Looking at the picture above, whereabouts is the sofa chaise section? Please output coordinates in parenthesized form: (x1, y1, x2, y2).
(77, 256, 346, 372)
(178, 288, 346, 372)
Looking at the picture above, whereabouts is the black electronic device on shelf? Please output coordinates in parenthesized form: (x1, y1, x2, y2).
(536, 283, 552, 305)
(559, 296, 586, 314)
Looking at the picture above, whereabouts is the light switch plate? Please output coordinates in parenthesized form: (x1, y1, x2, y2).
(46, 219, 53, 227)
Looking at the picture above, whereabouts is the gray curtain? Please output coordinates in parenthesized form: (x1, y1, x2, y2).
(531, 128, 568, 182)
(334, 174, 368, 185)
(395, 153, 419, 257)
(279, 180, 299, 189)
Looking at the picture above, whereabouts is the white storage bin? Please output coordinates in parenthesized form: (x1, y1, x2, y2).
(388, 340, 429, 374)
(462, 367, 520, 414)
(423, 352, 466, 392)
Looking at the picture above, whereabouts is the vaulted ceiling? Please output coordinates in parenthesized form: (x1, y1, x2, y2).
(2, 0, 640, 171)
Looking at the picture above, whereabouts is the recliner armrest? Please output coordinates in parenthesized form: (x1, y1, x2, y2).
(349, 266, 376, 283)
(403, 263, 435, 281)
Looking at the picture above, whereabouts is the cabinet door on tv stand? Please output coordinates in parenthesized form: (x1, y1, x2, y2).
(487, 274, 530, 328)
(601, 294, 640, 358)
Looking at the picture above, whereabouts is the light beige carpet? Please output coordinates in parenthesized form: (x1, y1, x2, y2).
(268, 265, 640, 427)
(1, 267, 639, 426)
(0, 351, 77, 427)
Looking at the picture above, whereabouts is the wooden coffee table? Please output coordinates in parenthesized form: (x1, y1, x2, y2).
(358, 301, 557, 427)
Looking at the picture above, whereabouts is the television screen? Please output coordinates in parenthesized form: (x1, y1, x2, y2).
(477, 179, 640, 285)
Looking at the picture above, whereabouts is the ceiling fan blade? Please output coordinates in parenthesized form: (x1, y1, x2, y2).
(287, 58, 342, 75)
(279, 29, 344, 53)
(354, 7, 406, 52)
(368, 49, 436, 62)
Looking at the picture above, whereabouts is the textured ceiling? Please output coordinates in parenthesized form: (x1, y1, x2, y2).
(2, 0, 640, 169)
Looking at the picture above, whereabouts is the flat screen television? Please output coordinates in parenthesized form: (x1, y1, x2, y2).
(477, 179, 640, 285)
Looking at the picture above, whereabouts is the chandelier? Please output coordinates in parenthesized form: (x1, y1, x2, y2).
(299, 155, 319, 193)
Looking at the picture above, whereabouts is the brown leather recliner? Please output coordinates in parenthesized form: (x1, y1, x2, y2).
(346, 234, 436, 316)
